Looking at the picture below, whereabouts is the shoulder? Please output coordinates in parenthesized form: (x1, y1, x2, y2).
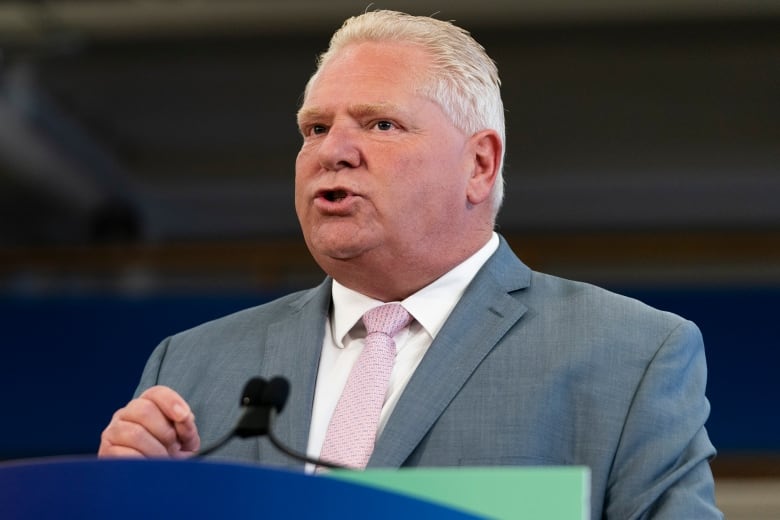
(482, 238, 697, 351)
(520, 270, 701, 357)
(169, 282, 328, 345)
(144, 281, 329, 376)
(529, 271, 672, 317)
(135, 281, 330, 395)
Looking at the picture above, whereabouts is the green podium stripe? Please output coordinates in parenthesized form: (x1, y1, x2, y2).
(327, 466, 590, 520)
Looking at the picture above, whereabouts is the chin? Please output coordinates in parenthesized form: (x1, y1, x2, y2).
(306, 226, 379, 260)
(309, 239, 365, 262)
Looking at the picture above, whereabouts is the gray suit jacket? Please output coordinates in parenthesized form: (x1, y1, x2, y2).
(136, 237, 721, 519)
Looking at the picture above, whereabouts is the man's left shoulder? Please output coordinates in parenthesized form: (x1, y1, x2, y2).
(528, 270, 698, 342)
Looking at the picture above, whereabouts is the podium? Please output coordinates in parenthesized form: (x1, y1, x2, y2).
(0, 458, 590, 519)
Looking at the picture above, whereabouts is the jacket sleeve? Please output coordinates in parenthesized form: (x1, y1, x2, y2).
(605, 319, 722, 519)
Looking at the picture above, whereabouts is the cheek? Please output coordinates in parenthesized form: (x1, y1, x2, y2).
(409, 149, 467, 196)
(293, 168, 308, 219)
(295, 142, 318, 173)
(294, 150, 313, 191)
(294, 148, 308, 178)
(387, 160, 456, 218)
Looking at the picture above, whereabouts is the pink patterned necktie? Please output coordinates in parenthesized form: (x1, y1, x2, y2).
(319, 303, 413, 469)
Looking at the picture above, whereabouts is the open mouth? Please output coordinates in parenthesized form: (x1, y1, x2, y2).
(322, 189, 349, 202)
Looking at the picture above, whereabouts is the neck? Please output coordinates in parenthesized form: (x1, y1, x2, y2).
(322, 231, 494, 302)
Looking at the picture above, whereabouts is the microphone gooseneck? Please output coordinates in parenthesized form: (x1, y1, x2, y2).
(265, 407, 343, 470)
(195, 377, 268, 457)
(195, 376, 346, 470)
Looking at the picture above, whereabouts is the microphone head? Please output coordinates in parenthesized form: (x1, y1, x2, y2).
(263, 377, 290, 413)
(241, 377, 267, 407)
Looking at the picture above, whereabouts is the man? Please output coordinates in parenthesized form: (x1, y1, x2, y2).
(99, 10, 722, 518)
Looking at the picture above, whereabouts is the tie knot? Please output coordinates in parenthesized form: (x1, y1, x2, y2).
(362, 303, 413, 337)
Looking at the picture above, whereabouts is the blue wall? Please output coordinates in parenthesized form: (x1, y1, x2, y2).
(1, 286, 777, 460)
(0, 294, 269, 460)
(622, 286, 778, 452)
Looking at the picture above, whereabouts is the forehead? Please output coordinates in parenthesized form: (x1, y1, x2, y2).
(302, 41, 432, 105)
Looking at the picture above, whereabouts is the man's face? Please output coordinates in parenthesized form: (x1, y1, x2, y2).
(295, 41, 479, 288)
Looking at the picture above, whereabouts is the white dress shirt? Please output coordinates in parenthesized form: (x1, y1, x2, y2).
(305, 233, 499, 466)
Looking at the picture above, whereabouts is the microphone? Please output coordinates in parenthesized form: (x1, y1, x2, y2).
(195, 377, 268, 457)
(233, 377, 274, 438)
(196, 376, 345, 470)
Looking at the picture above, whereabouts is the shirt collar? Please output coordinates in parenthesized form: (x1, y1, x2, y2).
(330, 232, 499, 347)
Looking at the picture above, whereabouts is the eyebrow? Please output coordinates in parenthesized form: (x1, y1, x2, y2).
(350, 102, 403, 118)
(296, 107, 325, 127)
(297, 102, 403, 126)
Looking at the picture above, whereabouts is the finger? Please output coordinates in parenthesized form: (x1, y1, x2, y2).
(117, 396, 183, 450)
(174, 416, 200, 453)
(137, 387, 200, 452)
(99, 386, 198, 458)
(97, 441, 145, 458)
(99, 413, 173, 458)
(171, 448, 199, 460)
(138, 386, 193, 423)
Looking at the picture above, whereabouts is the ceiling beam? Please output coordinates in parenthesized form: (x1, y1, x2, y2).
(1, 0, 779, 46)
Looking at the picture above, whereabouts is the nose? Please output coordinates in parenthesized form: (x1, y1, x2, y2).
(317, 123, 361, 172)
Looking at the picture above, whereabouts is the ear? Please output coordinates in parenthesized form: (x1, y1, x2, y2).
(466, 129, 503, 206)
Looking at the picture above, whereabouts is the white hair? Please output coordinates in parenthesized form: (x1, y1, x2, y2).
(304, 10, 506, 216)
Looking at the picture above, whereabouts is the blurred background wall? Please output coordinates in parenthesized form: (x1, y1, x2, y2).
(1, 0, 778, 514)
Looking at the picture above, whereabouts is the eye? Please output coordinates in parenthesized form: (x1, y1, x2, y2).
(373, 120, 395, 131)
(310, 124, 328, 135)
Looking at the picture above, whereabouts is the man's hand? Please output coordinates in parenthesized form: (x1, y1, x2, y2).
(98, 386, 200, 458)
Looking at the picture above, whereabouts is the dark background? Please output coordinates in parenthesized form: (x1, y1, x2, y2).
(0, 1, 778, 472)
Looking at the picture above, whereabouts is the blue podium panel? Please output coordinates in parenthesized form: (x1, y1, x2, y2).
(0, 458, 480, 519)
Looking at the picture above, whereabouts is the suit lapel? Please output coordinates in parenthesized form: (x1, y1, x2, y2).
(368, 238, 531, 467)
(259, 279, 332, 467)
